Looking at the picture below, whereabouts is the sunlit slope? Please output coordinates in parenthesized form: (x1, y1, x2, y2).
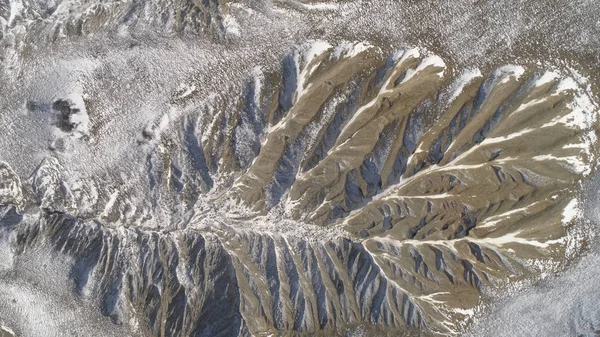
(0, 40, 596, 336)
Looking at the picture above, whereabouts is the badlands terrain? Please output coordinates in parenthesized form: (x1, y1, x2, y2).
(0, 0, 599, 336)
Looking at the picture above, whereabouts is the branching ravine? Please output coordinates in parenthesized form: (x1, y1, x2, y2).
(0, 9, 598, 333)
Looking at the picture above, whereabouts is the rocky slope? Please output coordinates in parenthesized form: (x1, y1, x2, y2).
(0, 39, 598, 336)
(0, 0, 599, 336)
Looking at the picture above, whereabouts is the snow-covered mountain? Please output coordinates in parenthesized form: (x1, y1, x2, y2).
(0, 0, 599, 336)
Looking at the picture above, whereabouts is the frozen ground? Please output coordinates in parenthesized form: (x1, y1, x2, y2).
(470, 173, 600, 336)
(0, 0, 599, 336)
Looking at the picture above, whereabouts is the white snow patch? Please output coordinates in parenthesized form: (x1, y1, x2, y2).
(563, 142, 588, 150)
(559, 86, 597, 130)
(533, 154, 589, 175)
(562, 199, 580, 224)
(453, 308, 475, 317)
(448, 69, 482, 103)
(295, 40, 333, 101)
(554, 76, 598, 157)
(401, 54, 445, 82)
(557, 77, 579, 92)
(250, 66, 264, 108)
(101, 191, 119, 218)
(468, 230, 562, 249)
(478, 203, 539, 229)
(332, 41, 372, 59)
(566, 66, 590, 86)
(513, 97, 550, 114)
(63, 93, 90, 138)
(394, 48, 420, 64)
(481, 128, 535, 145)
(496, 65, 525, 84)
(7, 0, 23, 26)
(222, 15, 241, 36)
(302, 40, 333, 65)
(0, 324, 15, 335)
(534, 71, 560, 87)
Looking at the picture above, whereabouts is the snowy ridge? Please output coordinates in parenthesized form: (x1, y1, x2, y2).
(0, 38, 597, 337)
